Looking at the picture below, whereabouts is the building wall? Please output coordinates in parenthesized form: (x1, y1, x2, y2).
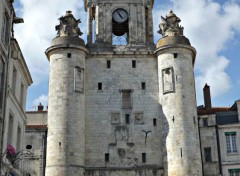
(85, 53, 163, 171)
(219, 124, 240, 176)
(0, 0, 14, 162)
(199, 114, 220, 176)
(1, 39, 32, 175)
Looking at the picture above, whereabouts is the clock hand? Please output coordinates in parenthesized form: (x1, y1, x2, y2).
(117, 11, 123, 19)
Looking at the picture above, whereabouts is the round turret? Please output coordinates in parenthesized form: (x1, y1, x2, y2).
(155, 11, 202, 176)
(45, 11, 87, 176)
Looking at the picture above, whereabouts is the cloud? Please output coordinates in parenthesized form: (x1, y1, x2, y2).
(14, 0, 86, 85)
(153, 0, 240, 105)
(32, 94, 48, 107)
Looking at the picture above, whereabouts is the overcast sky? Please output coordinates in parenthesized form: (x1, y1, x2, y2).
(13, 0, 240, 111)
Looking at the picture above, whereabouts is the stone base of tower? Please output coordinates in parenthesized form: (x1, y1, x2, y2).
(45, 166, 85, 176)
(85, 168, 164, 176)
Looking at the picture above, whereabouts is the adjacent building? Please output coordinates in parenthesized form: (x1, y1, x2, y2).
(199, 84, 240, 176)
(1, 38, 32, 175)
(0, 0, 33, 175)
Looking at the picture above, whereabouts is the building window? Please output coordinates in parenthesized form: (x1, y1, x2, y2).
(122, 90, 131, 109)
(141, 82, 146, 90)
(0, 58, 5, 109)
(204, 147, 212, 162)
(105, 153, 109, 162)
(225, 132, 237, 153)
(107, 60, 111, 69)
(16, 125, 22, 151)
(98, 82, 102, 90)
(125, 114, 130, 124)
(20, 83, 24, 108)
(173, 53, 178, 58)
(132, 60, 136, 68)
(12, 66, 17, 94)
(1, 12, 10, 46)
(202, 118, 208, 127)
(7, 114, 14, 145)
(67, 53, 71, 58)
(229, 169, 240, 176)
(153, 118, 157, 126)
(142, 153, 146, 163)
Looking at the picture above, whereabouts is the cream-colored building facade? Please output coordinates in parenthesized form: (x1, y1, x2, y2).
(1, 38, 32, 175)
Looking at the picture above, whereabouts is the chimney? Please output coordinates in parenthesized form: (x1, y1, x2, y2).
(203, 84, 212, 109)
(37, 103, 44, 111)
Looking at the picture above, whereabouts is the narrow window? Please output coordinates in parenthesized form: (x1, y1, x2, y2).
(174, 53, 178, 58)
(153, 118, 157, 126)
(204, 147, 212, 162)
(20, 83, 24, 108)
(132, 60, 136, 68)
(67, 53, 72, 58)
(12, 66, 17, 94)
(98, 82, 102, 90)
(203, 118, 208, 127)
(141, 82, 146, 90)
(142, 153, 146, 163)
(107, 60, 111, 69)
(125, 114, 130, 124)
(225, 132, 237, 153)
(0, 58, 5, 109)
(16, 126, 22, 151)
(7, 114, 14, 145)
(105, 153, 109, 162)
(1, 12, 10, 45)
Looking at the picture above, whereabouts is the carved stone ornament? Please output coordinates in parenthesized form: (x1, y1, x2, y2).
(55, 10, 83, 37)
(158, 10, 184, 37)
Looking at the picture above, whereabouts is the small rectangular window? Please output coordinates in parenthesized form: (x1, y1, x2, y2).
(67, 53, 72, 58)
(204, 147, 212, 162)
(153, 118, 157, 126)
(107, 60, 111, 69)
(20, 83, 24, 108)
(98, 82, 102, 90)
(125, 114, 130, 124)
(132, 60, 136, 68)
(203, 118, 208, 127)
(141, 82, 146, 90)
(142, 153, 146, 163)
(105, 153, 109, 162)
(174, 53, 178, 58)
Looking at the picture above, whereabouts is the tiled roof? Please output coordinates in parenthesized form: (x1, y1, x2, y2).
(197, 107, 231, 115)
(26, 125, 48, 129)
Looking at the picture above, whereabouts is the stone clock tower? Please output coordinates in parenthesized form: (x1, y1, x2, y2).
(45, 0, 202, 176)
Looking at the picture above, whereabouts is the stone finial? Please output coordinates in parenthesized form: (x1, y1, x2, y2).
(158, 10, 184, 37)
(55, 11, 83, 37)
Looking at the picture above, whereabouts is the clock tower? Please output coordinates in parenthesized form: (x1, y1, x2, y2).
(45, 0, 202, 175)
(85, 0, 155, 49)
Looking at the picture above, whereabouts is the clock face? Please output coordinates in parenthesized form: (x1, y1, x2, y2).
(113, 9, 128, 24)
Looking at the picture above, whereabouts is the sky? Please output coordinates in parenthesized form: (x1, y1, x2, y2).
(13, 0, 240, 111)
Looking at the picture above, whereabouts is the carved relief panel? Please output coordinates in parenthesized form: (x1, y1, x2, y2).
(134, 112, 144, 124)
(74, 67, 84, 92)
(111, 113, 120, 124)
(162, 67, 175, 94)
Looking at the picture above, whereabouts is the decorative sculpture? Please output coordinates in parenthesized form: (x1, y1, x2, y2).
(158, 10, 184, 37)
(55, 10, 83, 37)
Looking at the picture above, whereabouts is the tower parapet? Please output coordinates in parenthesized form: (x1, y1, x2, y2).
(45, 11, 87, 176)
(155, 11, 202, 176)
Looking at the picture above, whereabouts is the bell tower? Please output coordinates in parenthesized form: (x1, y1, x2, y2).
(85, 0, 155, 49)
